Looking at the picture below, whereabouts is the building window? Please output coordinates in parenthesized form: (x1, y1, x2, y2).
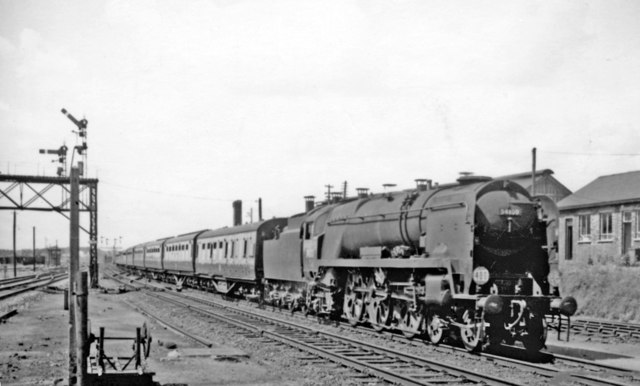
(578, 215, 590, 241)
(635, 211, 640, 239)
(599, 213, 613, 241)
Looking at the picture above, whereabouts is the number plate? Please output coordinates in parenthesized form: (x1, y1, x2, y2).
(500, 208, 521, 216)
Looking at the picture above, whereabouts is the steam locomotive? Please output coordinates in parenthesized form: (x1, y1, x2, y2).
(116, 175, 577, 352)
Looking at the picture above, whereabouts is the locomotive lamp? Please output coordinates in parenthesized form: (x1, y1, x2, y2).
(551, 296, 578, 316)
(478, 294, 503, 314)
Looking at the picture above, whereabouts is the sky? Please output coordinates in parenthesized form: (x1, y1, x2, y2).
(1, 0, 639, 250)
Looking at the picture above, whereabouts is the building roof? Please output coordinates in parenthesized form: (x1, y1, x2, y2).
(558, 170, 640, 210)
(495, 169, 554, 188)
(494, 169, 572, 202)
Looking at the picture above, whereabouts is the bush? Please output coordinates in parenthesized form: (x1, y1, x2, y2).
(560, 263, 640, 323)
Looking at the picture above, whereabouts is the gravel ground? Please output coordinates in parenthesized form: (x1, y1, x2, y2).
(184, 289, 640, 386)
(127, 292, 381, 386)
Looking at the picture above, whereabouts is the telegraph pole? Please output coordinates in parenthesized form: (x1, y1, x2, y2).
(325, 184, 333, 202)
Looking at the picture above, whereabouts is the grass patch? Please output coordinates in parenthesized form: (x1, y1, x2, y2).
(560, 263, 640, 323)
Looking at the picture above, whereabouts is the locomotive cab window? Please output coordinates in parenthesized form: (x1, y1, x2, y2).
(302, 223, 313, 240)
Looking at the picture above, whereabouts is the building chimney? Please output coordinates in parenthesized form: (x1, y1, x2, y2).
(257, 198, 263, 221)
(232, 200, 242, 226)
(304, 196, 315, 212)
(356, 187, 369, 198)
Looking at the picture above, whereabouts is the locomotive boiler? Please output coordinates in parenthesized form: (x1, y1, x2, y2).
(277, 175, 576, 352)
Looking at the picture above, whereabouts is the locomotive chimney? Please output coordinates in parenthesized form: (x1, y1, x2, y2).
(356, 187, 369, 198)
(330, 192, 343, 203)
(415, 179, 428, 191)
(232, 200, 242, 226)
(304, 195, 315, 212)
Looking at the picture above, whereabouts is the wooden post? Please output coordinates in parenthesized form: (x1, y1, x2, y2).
(76, 271, 88, 386)
(68, 167, 79, 385)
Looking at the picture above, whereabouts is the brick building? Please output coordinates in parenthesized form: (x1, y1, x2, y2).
(557, 171, 640, 265)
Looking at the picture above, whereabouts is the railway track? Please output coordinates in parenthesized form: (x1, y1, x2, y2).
(186, 290, 640, 386)
(110, 270, 640, 385)
(147, 290, 522, 386)
(109, 270, 520, 385)
(0, 274, 38, 287)
(547, 317, 640, 341)
(0, 272, 68, 301)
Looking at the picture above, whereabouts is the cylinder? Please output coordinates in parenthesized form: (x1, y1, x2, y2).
(232, 200, 242, 226)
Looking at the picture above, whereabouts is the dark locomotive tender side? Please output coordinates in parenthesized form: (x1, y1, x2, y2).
(118, 174, 577, 353)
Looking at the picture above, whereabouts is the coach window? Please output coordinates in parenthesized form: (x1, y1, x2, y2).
(243, 239, 248, 258)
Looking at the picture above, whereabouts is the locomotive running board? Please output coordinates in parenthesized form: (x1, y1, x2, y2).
(318, 257, 454, 269)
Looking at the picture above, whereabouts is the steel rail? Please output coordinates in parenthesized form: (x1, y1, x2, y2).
(0, 273, 67, 301)
(122, 300, 213, 348)
(0, 275, 51, 291)
(548, 317, 640, 340)
(0, 274, 37, 287)
(150, 291, 522, 386)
